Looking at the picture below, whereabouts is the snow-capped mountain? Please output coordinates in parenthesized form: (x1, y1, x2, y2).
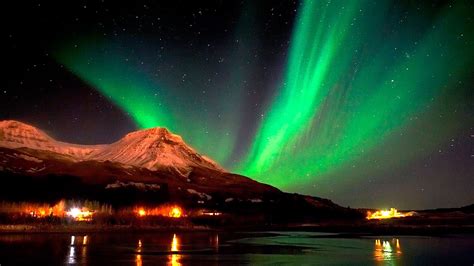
(0, 120, 222, 175)
(0, 120, 351, 219)
(0, 119, 283, 203)
(0, 120, 102, 159)
(89, 127, 223, 175)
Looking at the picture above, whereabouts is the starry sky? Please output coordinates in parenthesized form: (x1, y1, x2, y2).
(2, 0, 473, 209)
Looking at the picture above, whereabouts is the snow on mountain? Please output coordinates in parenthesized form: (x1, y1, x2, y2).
(0, 120, 223, 174)
(90, 127, 223, 175)
(0, 120, 102, 159)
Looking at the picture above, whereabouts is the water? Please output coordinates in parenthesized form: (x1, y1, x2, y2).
(0, 231, 472, 265)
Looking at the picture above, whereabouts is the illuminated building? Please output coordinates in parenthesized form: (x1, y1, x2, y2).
(367, 208, 415, 220)
(169, 207, 182, 218)
(135, 205, 184, 218)
(66, 207, 94, 221)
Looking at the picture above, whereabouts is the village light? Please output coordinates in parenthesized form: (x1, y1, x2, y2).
(68, 208, 81, 218)
(169, 207, 182, 218)
(367, 208, 415, 220)
(66, 207, 93, 221)
(135, 205, 184, 218)
(138, 208, 146, 217)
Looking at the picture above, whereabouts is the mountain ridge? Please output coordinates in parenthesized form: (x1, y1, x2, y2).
(0, 120, 222, 176)
(0, 120, 359, 222)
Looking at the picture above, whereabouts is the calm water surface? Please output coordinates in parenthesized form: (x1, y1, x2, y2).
(0, 231, 472, 265)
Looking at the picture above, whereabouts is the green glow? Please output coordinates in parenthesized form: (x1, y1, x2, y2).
(54, 5, 259, 165)
(239, 0, 474, 187)
(55, 38, 175, 129)
(55, 38, 237, 162)
(54, 1, 473, 192)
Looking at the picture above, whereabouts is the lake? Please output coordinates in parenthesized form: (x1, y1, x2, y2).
(0, 231, 472, 265)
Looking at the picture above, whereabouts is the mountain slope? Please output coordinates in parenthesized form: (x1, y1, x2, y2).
(0, 120, 281, 200)
(90, 127, 222, 175)
(0, 120, 357, 221)
(0, 120, 221, 175)
(0, 120, 102, 159)
(0, 146, 279, 201)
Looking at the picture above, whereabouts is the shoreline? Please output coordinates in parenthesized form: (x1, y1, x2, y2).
(1, 223, 473, 235)
(0, 224, 214, 234)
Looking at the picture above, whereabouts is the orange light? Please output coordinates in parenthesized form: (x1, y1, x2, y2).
(169, 234, 181, 266)
(171, 234, 179, 252)
(169, 207, 182, 218)
(25, 200, 66, 218)
(135, 205, 184, 218)
(136, 239, 142, 266)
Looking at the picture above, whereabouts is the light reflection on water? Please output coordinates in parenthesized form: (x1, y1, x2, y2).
(67, 235, 89, 265)
(65, 233, 189, 265)
(169, 233, 181, 266)
(374, 238, 402, 262)
(0, 232, 472, 265)
(136, 239, 142, 266)
(66, 233, 404, 265)
(67, 246, 75, 264)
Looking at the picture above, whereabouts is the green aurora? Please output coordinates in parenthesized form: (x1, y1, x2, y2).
(238, 0, 474, 187)
(55, 0, 474, 190)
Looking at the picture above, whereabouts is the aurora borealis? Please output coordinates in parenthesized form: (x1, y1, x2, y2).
(2, 0, 474, 208)
(240, 0, 474, 187)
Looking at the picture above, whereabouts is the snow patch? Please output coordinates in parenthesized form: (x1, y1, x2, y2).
(15, 154, 43, 163)
(26, 166, 46, 173)
(0, 120, 224, 173)
(187, 189, 212, 200)
(105, 181, 161, 191)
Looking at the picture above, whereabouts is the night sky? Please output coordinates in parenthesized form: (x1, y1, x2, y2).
(2, 0, 473, 209)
